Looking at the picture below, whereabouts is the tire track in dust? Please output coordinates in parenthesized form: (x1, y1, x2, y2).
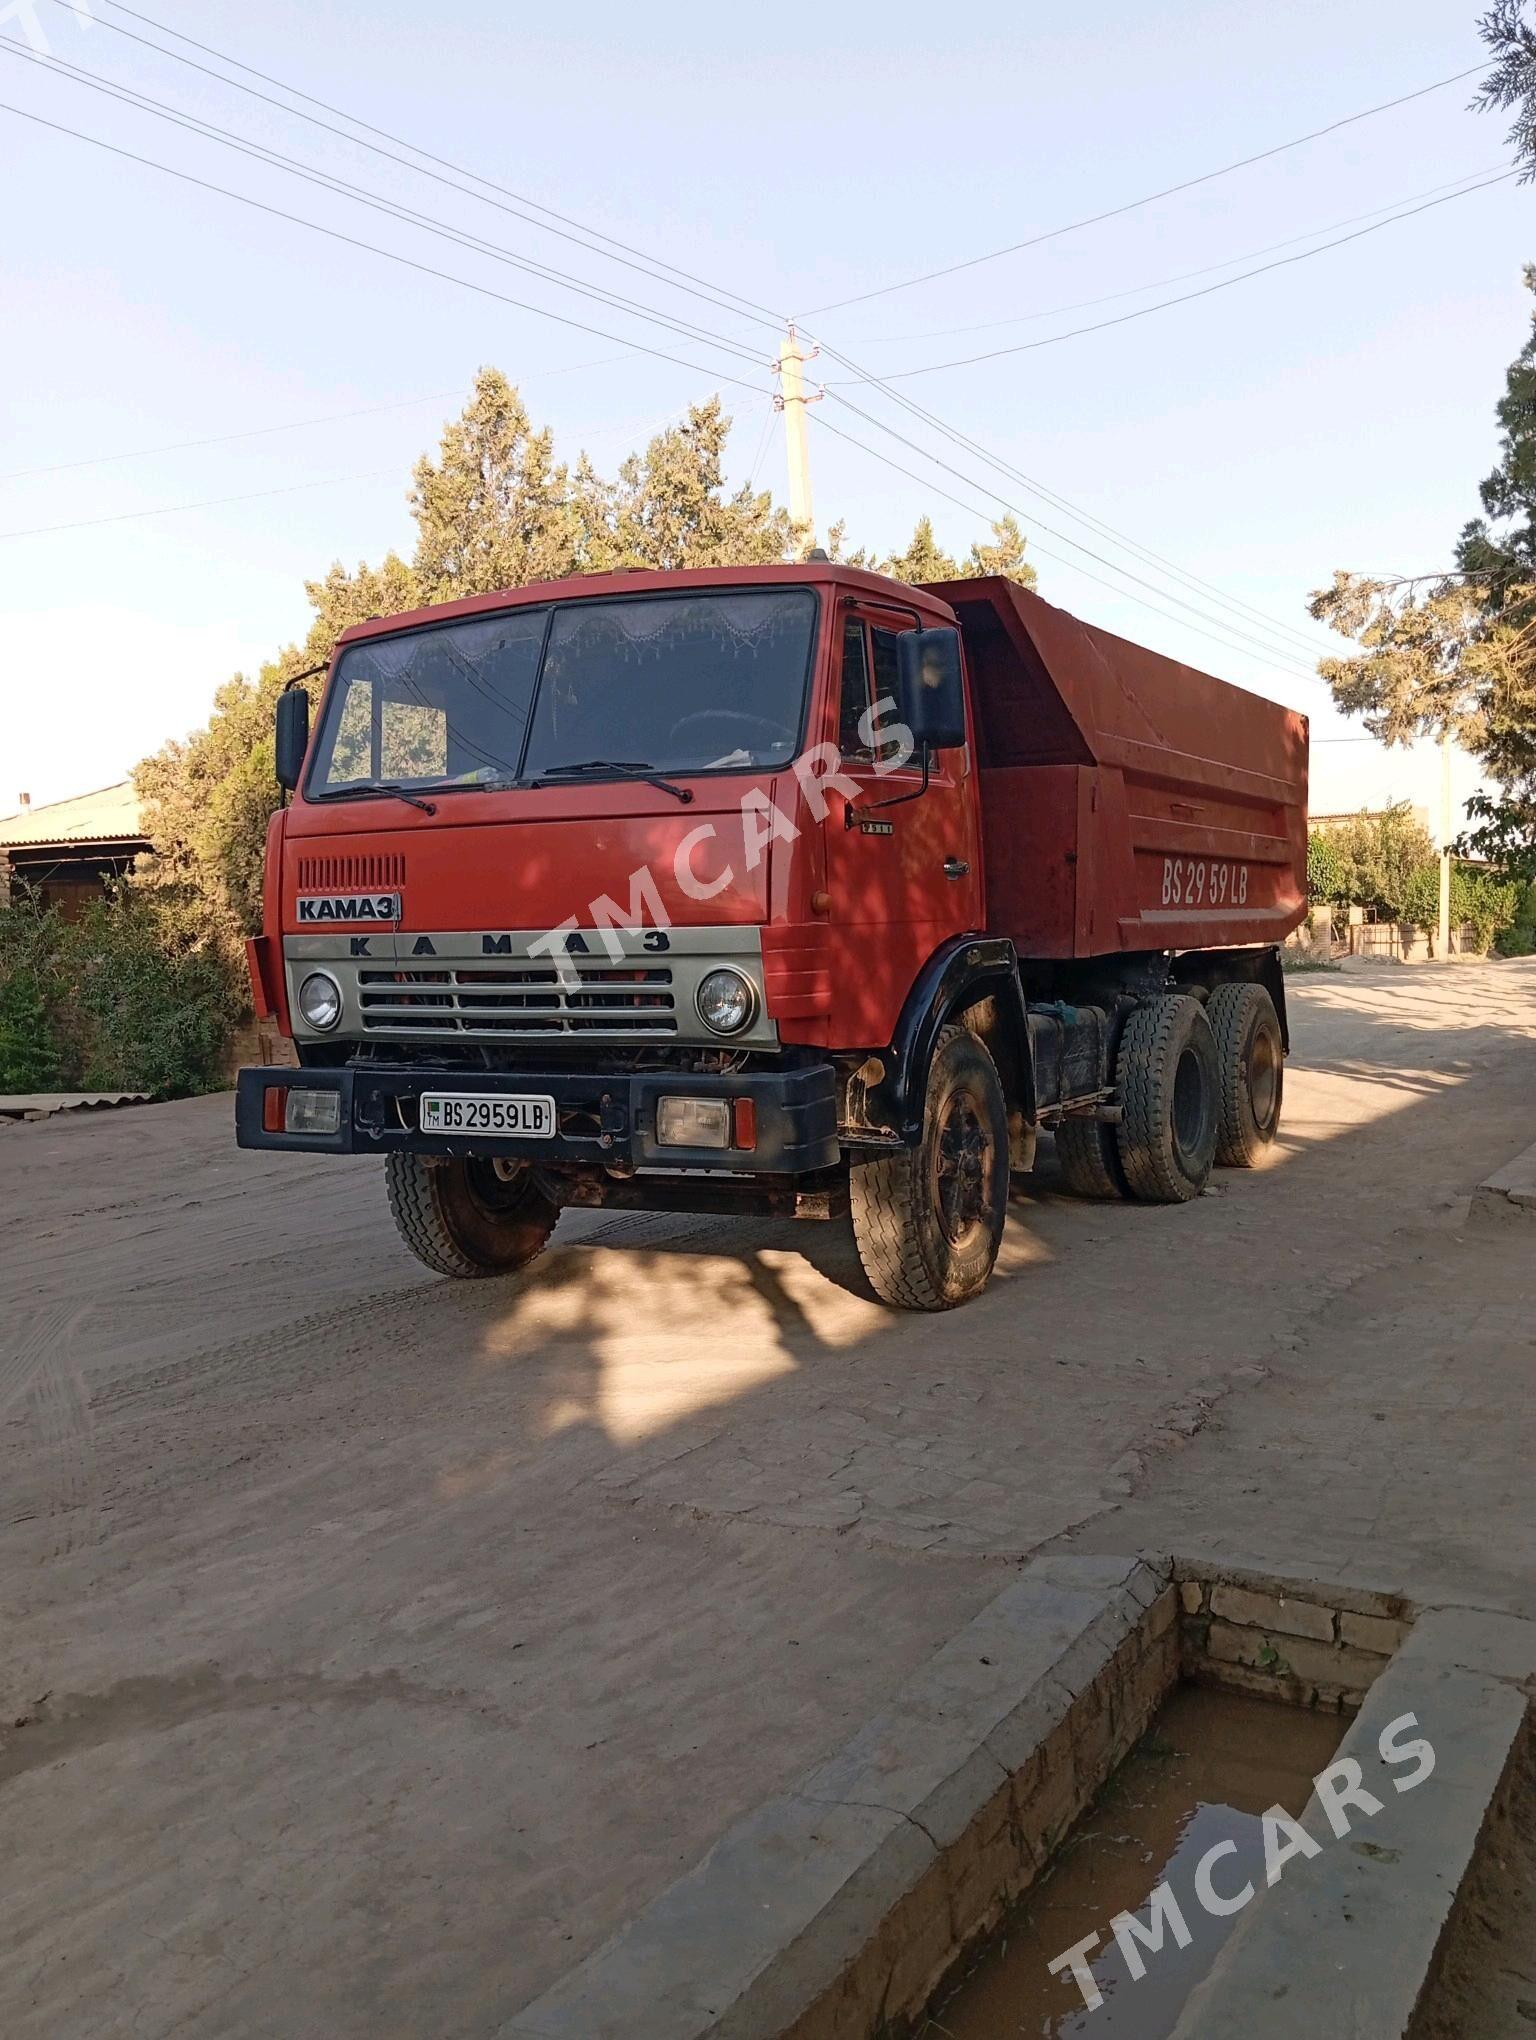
(1, 1305, 99, 1556)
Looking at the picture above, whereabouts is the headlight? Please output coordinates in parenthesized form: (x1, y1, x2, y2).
(696, 968, 756, 1035)
(298, 970, 343, 1031)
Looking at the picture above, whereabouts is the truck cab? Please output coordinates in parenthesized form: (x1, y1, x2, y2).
(238, 562, 1305, 1309)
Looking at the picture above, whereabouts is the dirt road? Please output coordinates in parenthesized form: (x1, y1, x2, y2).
(2, 959, 1533, 2038)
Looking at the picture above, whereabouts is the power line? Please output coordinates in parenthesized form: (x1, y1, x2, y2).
(809, 407, 1323, 689)
(0, 38, 770, 368)
(0, 396, 720, 540)
(842, 163, 1511, 345)
(44, 0, 784, 333)
(0, 465, 399, 541)
(0, 388, 459, 481)
(828, 170, 1519, 382)
(801, 62, 1490, 315)
(0, 358, 630, 482)
(0, 100, 774, 399)
(810, 326, 1334, 668)
(815, 342, 1332, 662)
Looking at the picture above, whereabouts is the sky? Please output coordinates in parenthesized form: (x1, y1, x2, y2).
(1, 0, 1528, 833)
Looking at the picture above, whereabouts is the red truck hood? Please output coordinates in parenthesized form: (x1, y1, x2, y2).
(280, 780, 776, 934)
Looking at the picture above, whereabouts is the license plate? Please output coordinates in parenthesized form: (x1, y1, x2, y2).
(419, 1092, 556, 1137)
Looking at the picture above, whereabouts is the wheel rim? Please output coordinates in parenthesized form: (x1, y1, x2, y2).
(932, 1086, 995, 1246)
(1247, 1026, 1279, 1130)
(461, 1157, 534, 1220)
(1171, 1044, 1209, 1169)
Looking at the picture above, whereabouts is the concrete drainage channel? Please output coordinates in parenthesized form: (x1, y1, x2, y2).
(500, 1555, 1536, 2040)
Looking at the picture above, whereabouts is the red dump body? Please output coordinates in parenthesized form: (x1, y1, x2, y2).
(936, 577, 1309, 960)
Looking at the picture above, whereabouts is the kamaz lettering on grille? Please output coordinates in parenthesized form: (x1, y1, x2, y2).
(296, 893, 401, 923)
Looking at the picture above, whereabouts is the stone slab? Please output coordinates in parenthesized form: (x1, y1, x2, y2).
(1168, 1616, 1530, 2040)
(1472, 1136, 1536, 1220)
(504, 1554, 1170, 2040)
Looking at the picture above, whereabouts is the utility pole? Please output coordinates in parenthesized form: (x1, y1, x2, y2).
(1438, 726, 1453, 960)
(774, 325, 821, 552)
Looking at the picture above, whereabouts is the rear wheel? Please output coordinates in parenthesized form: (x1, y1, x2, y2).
(385, 1153, 559, 1278)
(850, 1025, 1009, 1310)
(1208, 982, 1284, 1166)
(1053, 1114, 1127, 1199)
(1114, 995, 1219, 1203)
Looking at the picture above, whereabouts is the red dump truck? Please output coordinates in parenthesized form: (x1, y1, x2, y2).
(237, 563, 1308, 1309)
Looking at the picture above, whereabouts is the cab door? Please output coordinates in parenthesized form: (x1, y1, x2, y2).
(822, 601, 983, 1046)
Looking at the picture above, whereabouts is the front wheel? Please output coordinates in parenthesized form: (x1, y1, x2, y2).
(385, 1154, 559, 1278)
(850, 1025, 1009, 1310)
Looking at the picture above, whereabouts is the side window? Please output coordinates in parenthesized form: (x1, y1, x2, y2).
(838, 617, 873, 762)
(869, 627, 910, 768)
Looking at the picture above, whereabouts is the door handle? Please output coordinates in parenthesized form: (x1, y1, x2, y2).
(943, 857, 970, 880)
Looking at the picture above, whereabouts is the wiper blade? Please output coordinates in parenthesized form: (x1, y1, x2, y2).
(321, 781, 437, 814)
(534, 759, 693, 804)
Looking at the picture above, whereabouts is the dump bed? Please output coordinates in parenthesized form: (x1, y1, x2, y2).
(933, 577, 1309, 961)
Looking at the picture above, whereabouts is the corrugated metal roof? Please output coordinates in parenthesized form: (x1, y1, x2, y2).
(0, 781, 147, 848)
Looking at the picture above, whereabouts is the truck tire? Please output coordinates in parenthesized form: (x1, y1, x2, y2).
(1053, 1115, 1127, 1199)
(1208, 982, 1284, 1166)
(850, 1024, 1009, 1310)
(1114, 995, 1219, 1203)
(385, 1154, 559, 1278)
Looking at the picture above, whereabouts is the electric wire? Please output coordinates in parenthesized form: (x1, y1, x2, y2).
(0, 465, 399, 541)
(0, 37, 770, 367)
(0, 99, 775, 399)
(812, 340, 1334, 661)
(12, 8, 1445, 677)
(801, 62, 1490, 315)
(825, 171, 1520, 381)
(43, 0, 785, 333)
(842, 163, 1511, 345)
(0, 359, 629, 482)
(817, 376, 1329, 672)
(808, 408, 1322, 690)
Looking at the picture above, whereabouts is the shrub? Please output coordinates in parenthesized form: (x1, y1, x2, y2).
(1399, 860, 1520, 951)
(0, 886, 243, 1098)
(1306, 830, 1346, 905)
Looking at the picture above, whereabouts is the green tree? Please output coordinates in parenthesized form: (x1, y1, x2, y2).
(604, 399, 797, 569)
(1476, 3, 1536, 179)
(1309, 271, 1536, 880)
(409, 369, 583, 598)
(876, 512, 1037, 590)
(1314, 806, 1437, 920)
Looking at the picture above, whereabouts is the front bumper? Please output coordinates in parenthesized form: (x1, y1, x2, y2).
(234, 1061, 841, 1174)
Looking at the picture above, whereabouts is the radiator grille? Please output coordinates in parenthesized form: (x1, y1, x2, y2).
(296, 852, 406, 891)
(357, 965, 676, 1037)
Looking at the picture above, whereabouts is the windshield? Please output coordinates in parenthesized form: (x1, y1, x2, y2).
(307, 587, 816, 798)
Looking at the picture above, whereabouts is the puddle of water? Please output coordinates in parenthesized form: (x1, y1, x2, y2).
(925, 1683, 1344, 2039)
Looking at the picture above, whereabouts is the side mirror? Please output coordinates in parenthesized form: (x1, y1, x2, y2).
(896, 627, 967, 752)
(275, 687, 311, 792)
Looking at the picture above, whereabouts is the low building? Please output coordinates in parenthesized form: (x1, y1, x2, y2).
(0, 782, 151, 917)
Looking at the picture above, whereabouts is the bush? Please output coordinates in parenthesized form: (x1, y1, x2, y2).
(0, 887, 244, 1098)
(1306, 830, 1346, 905)
(1399, 861, 1520, 951)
